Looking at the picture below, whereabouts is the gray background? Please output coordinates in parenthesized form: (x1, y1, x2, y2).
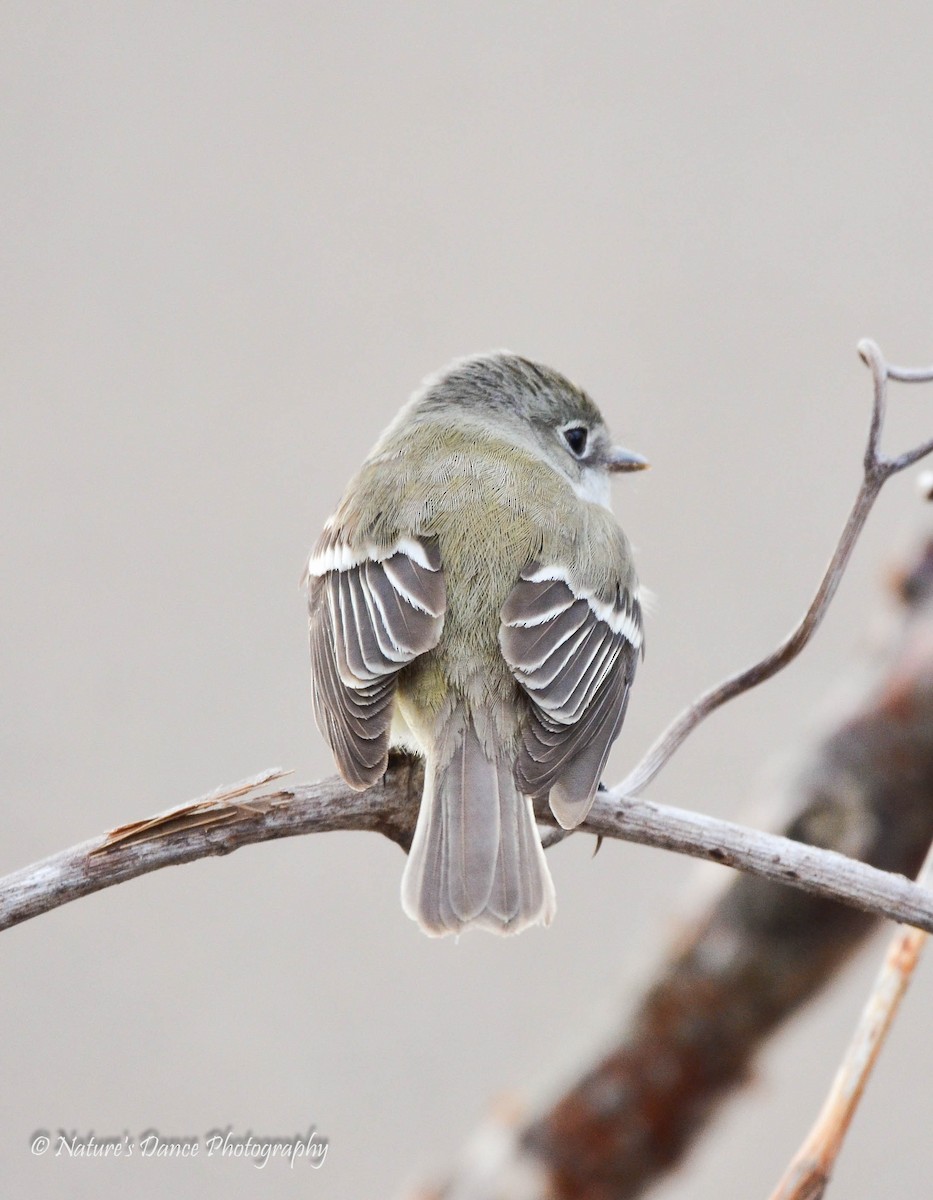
(3, 4, 932, 1197)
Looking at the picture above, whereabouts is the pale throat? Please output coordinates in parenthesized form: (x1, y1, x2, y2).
(569, 465, 612, 510)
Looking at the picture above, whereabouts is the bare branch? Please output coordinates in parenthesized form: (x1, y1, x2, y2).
(2, 755, 933, 937)
(885, 359, 933, 383)
(616, 339, 933, 799)
(891, 436, 933, 473)
(0, 759, 421, 934)
(858, 337, 888, 468)
(768, 843, 933, 1200)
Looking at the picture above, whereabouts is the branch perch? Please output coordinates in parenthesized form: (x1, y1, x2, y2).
(3, 758, 933, 935)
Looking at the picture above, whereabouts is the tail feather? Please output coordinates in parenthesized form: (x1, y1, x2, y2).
(445, 720, 502, 920)
(401, 713, 556, 936)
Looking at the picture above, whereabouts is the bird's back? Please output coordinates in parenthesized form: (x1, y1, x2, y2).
(337, 419, 586, 737)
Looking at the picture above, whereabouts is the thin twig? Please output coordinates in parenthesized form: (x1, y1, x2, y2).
(2, 765, 933, 935)
(767, 842, 933, 1200)
(616, 340, 933, 799)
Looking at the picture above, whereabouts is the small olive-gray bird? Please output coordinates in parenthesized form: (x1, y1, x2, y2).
(306, 353, 646, 936)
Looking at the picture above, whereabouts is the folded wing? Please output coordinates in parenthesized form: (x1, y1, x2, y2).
(500, 563, 642, 828)
(308, 534, 446, 789)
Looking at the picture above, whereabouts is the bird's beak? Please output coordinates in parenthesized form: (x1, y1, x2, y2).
(606, 445, 650, 473)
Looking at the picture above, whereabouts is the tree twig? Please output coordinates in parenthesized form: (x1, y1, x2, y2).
(0, 758, 419, 934)
(767, 841, 933, 1200)
(616, 339, 933, 799)
(3, 758, 933, 936)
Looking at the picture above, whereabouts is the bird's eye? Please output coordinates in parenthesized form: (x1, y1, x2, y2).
(562, 426, 588, 457)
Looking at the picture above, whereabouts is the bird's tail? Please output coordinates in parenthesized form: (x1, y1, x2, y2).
(400, 709, 556, 936)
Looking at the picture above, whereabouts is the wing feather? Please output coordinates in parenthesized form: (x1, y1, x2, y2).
(500, 563, 641, 828)
(308, 535, 445, 789)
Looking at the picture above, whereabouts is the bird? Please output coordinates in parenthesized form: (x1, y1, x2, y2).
(305, 352, 646, 936)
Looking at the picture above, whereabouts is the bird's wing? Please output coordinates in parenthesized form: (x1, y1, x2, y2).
(500, 560, 642, 828)
(307, 530, 446, 789)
